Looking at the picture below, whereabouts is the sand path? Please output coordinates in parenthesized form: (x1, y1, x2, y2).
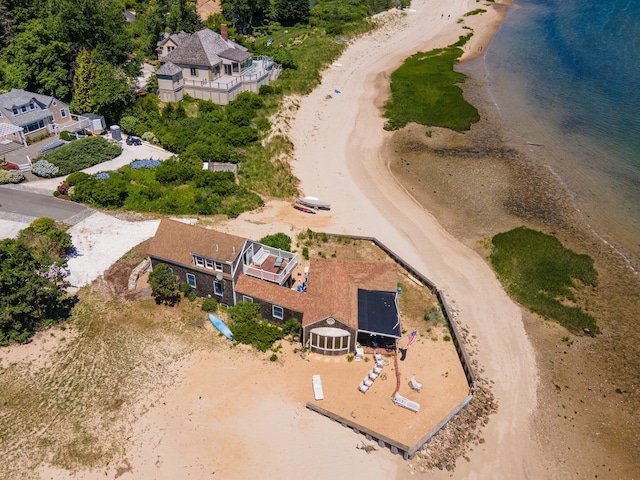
(288, 0, 545, 478)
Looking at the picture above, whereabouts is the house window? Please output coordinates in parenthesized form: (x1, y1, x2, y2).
(167, 46, 174, 52)
(272, 305, 284, 320)
(214, 261, 223, 272)
(193, 255, 204, 267)
(29, 103, 35, 110)
(190, 67, 198, 77)
(224, 64, 231, 75)
(214, 281, 223, 296)
(52, 100, 57, 106)
(204, 258, 214, 269)
(20, 105, 27, 113)
(60, 109, 67, 118)
(186, 273, 196, 288)
(242, 295, 253, 303)
(23, 119, 46, 133)
(12, 108, 18, 115)
(232, 63, 239, 73)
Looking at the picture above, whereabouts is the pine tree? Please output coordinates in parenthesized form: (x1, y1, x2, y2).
(71, 48, 97, 113)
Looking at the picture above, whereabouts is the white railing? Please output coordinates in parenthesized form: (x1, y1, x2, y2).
(243, 249, 298, 285)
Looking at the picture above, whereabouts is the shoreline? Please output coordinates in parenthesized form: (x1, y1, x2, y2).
(386, 21, 640, 479)
(288, 0, 545, 477)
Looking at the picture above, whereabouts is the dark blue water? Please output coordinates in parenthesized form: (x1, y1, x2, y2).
(484, 0, 640, 270)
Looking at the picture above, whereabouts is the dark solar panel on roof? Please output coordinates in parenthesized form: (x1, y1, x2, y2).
(357, 289, 401, 338)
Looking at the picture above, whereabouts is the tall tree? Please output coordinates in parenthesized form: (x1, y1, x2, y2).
(71, 48, 96, 113)
(148, 263, 180, 306)
(3, 19, 71, 99)
(0, 239, 69, 345)
(274, 0, 309, 27)
(221, 0, 272, 34)
(71, 48, 132, 120)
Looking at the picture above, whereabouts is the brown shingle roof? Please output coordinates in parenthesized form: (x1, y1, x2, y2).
(148, 219, 245, 268)
(236, 257, 397, 330)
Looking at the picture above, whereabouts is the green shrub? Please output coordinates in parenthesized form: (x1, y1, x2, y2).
(259, 85, 274, 95)
(302, 246, 309, 260)
(259, 232, 292, 252)
(120, 115, 141, 134)
(201, 297, 219, 312)
(269, 353, 278, 362)
(42, 137, 122, 176)
(281, 318, 300, 336)
(148, 263, 180, 306)
(66, 171, 91, 186)
(231, 319, 285, 352)
(180, 282, 196, 301)
(325, 22, 343, 35)
(59, 131, 74, 141)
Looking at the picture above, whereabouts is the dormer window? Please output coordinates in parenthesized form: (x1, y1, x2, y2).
(193, 255, 204, 267)
(29, 103, 35, 110)
(52, 100, 57, 106)
(20, 105, 27, 113)
(12, 108, 18, 115)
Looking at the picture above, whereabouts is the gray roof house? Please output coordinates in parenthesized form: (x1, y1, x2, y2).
(0, 89, 73, 155)
(0, 89, 93, 156)
(155, 27, 281, 104)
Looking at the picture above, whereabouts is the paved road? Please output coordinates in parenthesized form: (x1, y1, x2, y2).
(0, 186, 90, 224)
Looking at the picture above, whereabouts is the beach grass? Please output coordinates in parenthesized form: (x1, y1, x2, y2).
(383, 35, 480, 131)
(489, 227, 599, 333)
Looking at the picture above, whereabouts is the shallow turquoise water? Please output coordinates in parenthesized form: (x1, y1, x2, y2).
(484, 0, 640, 269)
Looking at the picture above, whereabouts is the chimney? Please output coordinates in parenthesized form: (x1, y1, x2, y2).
(221, 24, 228, 41)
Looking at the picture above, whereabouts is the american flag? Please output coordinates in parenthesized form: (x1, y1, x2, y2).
(407, 330, 418, 346)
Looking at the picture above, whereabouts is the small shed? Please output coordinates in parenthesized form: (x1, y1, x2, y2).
(81, 113, 107, 134)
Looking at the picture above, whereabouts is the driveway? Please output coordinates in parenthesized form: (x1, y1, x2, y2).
(24, 135, 173, 193)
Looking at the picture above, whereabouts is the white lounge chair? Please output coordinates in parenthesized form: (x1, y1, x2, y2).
(393, 393, 420, 413)
(369, 370, 379, 380)
(410, 375, 423, 392)
(374, 353, 382, 362)
(312, 374, 324, 400)
(363, 376, 373, 387)
(373, 365, 383, 375)
(358, 382, 369, 393)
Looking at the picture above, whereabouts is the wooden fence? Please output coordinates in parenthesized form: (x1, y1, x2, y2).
(304, 233, 477, 459)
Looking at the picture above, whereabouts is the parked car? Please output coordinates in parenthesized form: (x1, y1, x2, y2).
(126, 135, 142, 146)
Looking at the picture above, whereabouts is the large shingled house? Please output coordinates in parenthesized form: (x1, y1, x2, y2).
(147, 219, 401, 355)
(155, 26, 281, 104)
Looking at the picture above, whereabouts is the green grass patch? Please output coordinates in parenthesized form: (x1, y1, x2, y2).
(490, 227, 599, 333)
(464, 9, 487, 16)
(42, 137, 122, 176)
(383, 35, 480, 131)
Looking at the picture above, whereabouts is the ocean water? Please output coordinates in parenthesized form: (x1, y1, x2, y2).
(483, 0, 640, 270)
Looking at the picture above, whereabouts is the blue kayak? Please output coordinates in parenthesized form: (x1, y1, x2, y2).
(208, 313, 234, 341)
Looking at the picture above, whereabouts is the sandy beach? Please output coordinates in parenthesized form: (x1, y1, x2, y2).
(1, 1, 557, 478)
